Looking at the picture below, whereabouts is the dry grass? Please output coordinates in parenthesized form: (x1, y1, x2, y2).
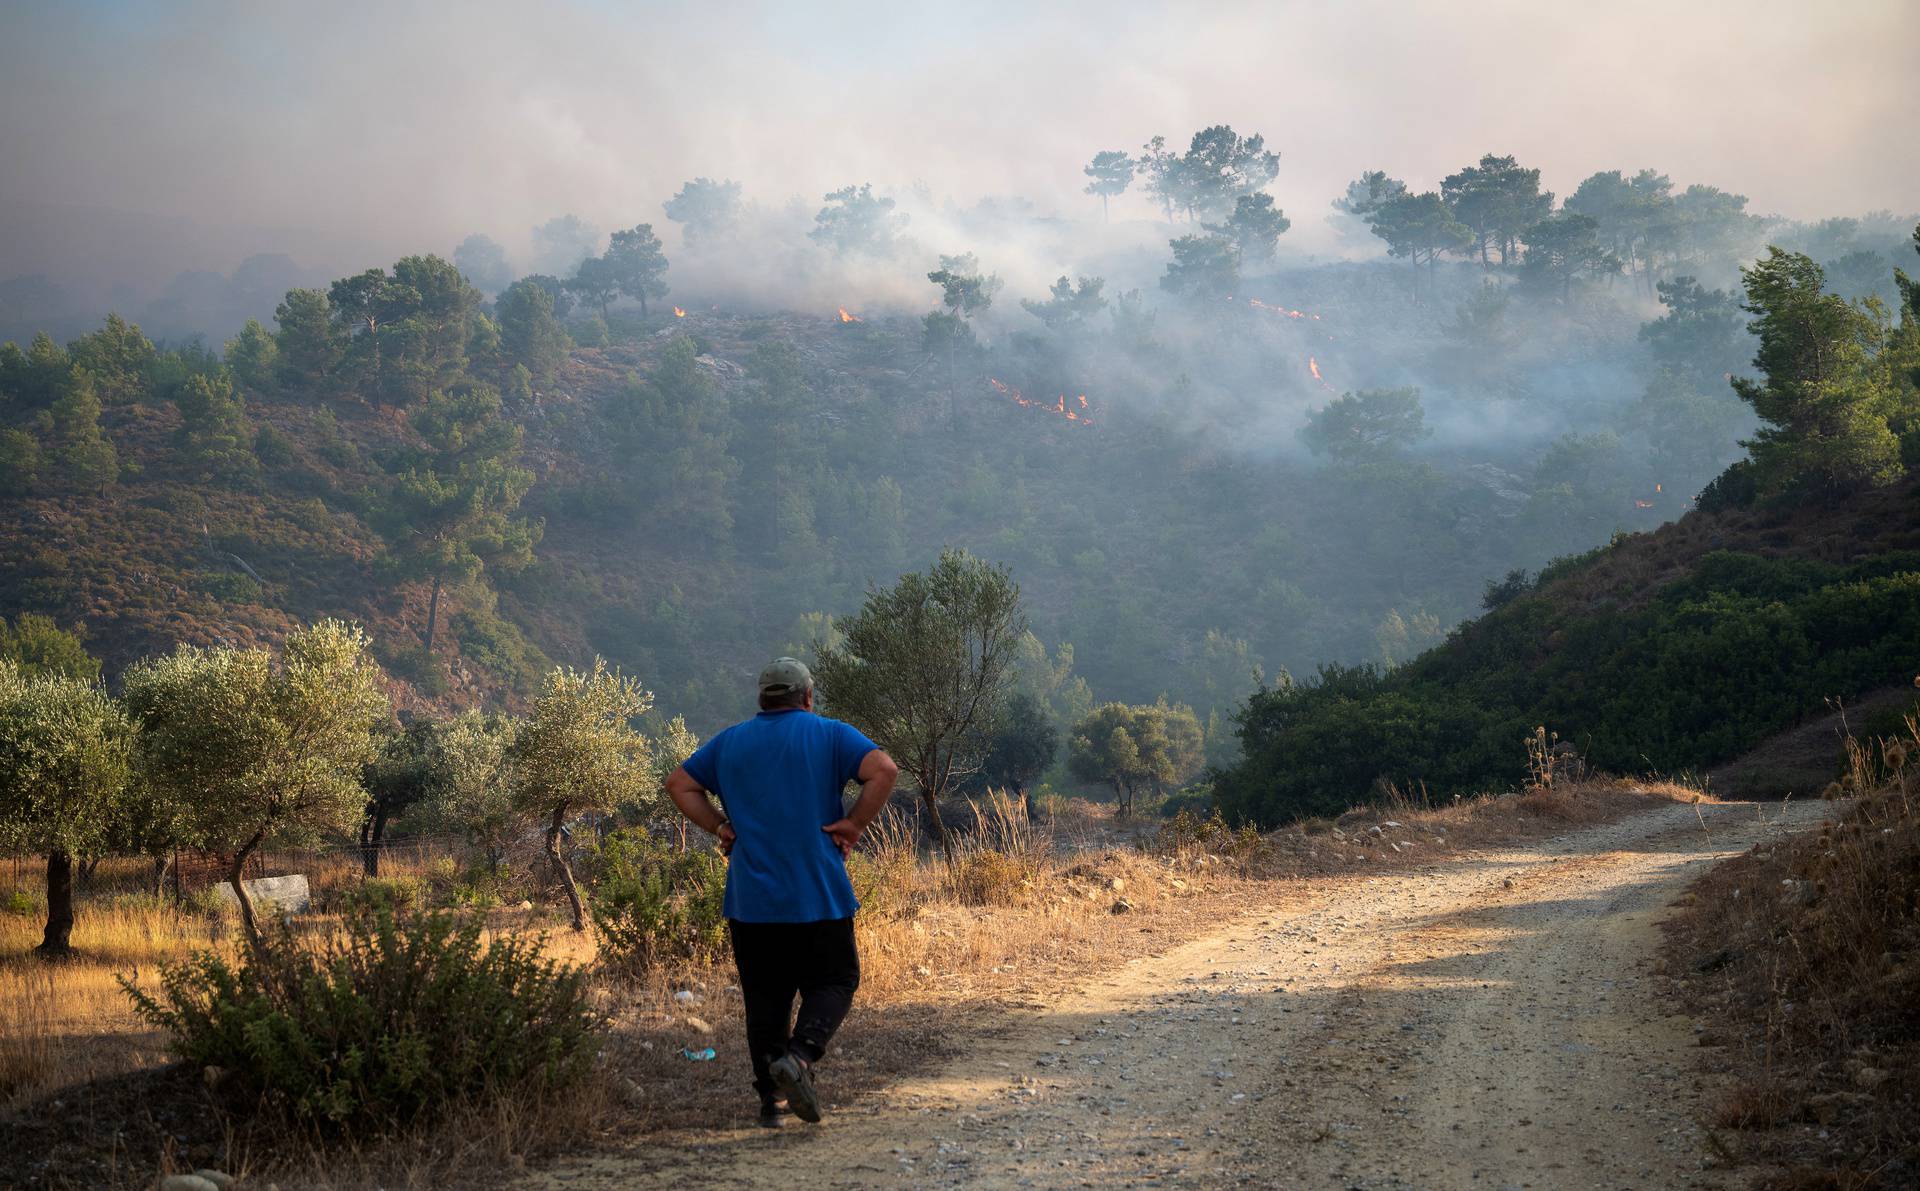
(1665, 713, 1920, 1188)
(0, 775, 1714, 1187)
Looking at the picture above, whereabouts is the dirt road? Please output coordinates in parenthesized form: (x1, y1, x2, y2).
(542, 798, 1828, 1189)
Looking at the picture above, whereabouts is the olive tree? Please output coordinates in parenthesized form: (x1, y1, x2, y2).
(0, 662, 136, 955)
(812, 548, 1026, 861)
(1068, 701, 1206, 816)
(123, 620, 388, 950)
(977, 691, 1059, 816)
(360, 719, 438, 876)
(420, 709, 519, 871)
(630, 714, 700, 838)
(508, 660, 654, 930)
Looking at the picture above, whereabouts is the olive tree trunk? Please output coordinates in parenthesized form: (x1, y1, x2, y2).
(359, 800, 390, 877)
(914, 750, 956, 865)
(227, 828, 268, 956)
(546, 804, 586, 931)
(37, 850, 75, 957)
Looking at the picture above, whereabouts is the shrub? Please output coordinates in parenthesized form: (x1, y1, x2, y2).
(452, 607, 551, 691)
(122, 902, 598, 1132)
(451, 859, 523, 909)
(340, 874, 430, 914)
(1157, 808, 1263, 863)
(946, 848, 1035, 906)
(1695, 457, 1759, 511)
(253, 424, 297, 470)
(196, 569, 262, 603)
(1215, 549, 1920, 826)
(589, 829, 727, 973)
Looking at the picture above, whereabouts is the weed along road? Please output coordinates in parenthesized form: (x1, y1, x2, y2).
(544, 799, 1831, 1189)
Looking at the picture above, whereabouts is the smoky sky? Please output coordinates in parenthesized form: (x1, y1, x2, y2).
(2, 0, 1916, 284)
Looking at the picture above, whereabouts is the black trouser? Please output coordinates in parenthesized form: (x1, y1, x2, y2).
(728, 917, 860, 1100)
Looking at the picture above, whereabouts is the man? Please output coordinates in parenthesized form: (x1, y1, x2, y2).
(666, 656, 898, 1128)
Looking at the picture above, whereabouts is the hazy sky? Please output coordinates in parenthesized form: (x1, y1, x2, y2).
(3, 0, 1916, 282)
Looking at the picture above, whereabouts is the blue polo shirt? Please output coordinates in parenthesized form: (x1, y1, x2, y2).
(680, 709, 878, 923)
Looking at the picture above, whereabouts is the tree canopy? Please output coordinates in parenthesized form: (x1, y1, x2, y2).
(664, 178, 745, 245)
(509, 659, 654, 929)
(1730, 248, 1904, 496)
(0, 664, 134, 954)
(1161, 234, 1240, 301)
(811, 184, 906, 256)
(1083, 151, 1134, 221)
(813, 548, 1026, 859)
(1067, 701, 1204, 816)
(122, 620, 387, 949)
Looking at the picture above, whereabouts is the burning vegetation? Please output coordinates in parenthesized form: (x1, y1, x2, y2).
(989, 378, 1097, 428)
(1246, 297, 1321, 321)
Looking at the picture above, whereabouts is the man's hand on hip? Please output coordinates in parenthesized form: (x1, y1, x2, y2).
(822, 818, 861, 857)
(717, 821, 736, 856)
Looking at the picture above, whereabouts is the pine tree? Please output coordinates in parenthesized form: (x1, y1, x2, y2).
(175, 372, 258, 485)
(1732, 248, 1903, 496)
(48, 370, 119, 491)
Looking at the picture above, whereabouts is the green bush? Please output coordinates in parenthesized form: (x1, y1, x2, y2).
(451, 859, 523, 909)
(196, 569, 262, 603)
(340, 874, 430, 914)
(253, 423, 297, 470)
(1217, 549, 1920, 826)
(3, 888, 39, 916)
(452, 607, 550, 691)
(589, 829, 727, 973)
(380, 644, 449, 696)
(122, 903, 598, 1131)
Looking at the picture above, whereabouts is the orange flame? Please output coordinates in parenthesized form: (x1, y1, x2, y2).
(988, 379, 1096, 429)
(1248, 297, 1320, 321)
(838, 307, 862, 323)
(672, 306, 687, 318)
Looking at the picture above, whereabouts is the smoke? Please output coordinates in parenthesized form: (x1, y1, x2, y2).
(2, 0, 1915, 296)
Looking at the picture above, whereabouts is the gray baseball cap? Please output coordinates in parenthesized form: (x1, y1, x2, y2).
(758, 656, 813, 696)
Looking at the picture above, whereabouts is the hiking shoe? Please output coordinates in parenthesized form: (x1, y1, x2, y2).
(769, 1053, 821, 1123)
(756, 1099, 784, 1129)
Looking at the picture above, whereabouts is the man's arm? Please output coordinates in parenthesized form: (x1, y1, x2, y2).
(666, 765, 736, 854)
(822, 749, 899, 856)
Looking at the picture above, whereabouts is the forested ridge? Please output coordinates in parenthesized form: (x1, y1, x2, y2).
(3, 139, 1917, 811)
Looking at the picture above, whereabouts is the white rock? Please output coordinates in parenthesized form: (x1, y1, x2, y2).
(193, 1174, 236, 1191)
(212, 873, 310, 914)
(159, 1178, 219, 1191)
(684, 1015, 712, 1034)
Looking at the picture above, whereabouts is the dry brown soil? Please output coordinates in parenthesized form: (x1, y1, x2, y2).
(536, 798, 1830, 1190)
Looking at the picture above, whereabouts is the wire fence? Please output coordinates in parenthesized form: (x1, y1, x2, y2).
(3, 832, 543, 902)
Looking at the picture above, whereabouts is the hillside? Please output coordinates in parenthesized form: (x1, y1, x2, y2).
(0, 270, 1717, 739)
(1215, 473, 1920, 822)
